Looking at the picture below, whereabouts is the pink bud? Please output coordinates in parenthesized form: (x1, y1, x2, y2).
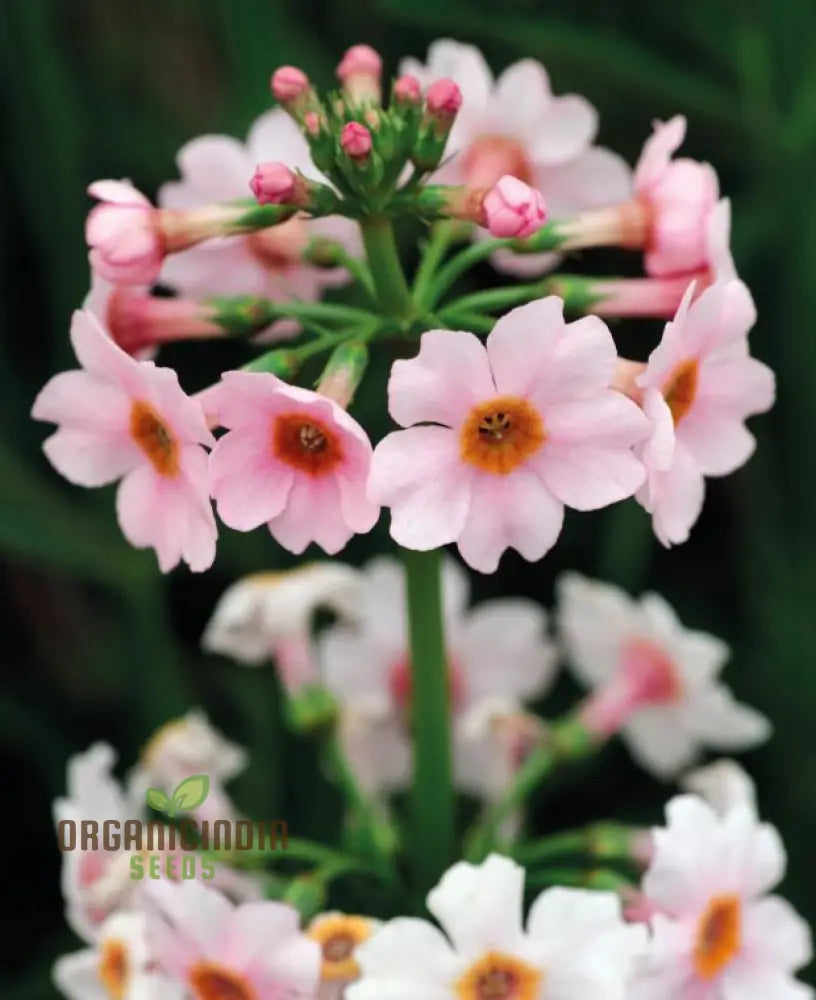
(425, 78, 462, 118)
(336, 44, 382, 82)
(271, 66, 310, 103)
(341, 121, 372, 161)
(303, 111, 321, 137)
(250, 162, 297, 205)
(483, 175, 547, 239)
(85, 180, 163, 286)
(393, 74, 422, 106)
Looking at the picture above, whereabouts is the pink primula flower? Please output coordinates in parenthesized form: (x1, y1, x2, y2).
(86, 180, 164, 286)
(208, 371, 379, 555)
(159, 110, 360, 308)
(634, 115, 721, 278)
(32, 311, 217, 572)
(369, 298, 649, 573)
(401, 40, 631, 274)
(146, 880, 321, 1000)
(636, 280, 775, 547)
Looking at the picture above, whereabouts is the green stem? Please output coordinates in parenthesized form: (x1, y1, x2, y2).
(360, 215, 413, 317)
(438, 309, 495, 334)
(441, 281, 557, 315)
(525, 867, 633, 892)
(413, 221, 459, 307)
(403, 547, 454, 897)
(426, 237, 513, 307)
(514, 822, 640, 866)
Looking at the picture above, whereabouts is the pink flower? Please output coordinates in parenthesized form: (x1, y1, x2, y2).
(159, 110, 360, 306)
(634, 115, 720, 278)
(271, 65, 310, 103)
(146, 880, 321, 1000)
(400, 40, 631, 275)
(86, 180, 164, 286)
(635, 280, 775, 547)
(208, 371, 379, 555)
(341, 122, 373, 161)
(368, 298, 649, 573)
(32, 310, 217, 572)
(631, 796, 812, 1000)
(393, 74, 422, 105)
(249, 162, 297, 204)
(483, 175, 547, 238)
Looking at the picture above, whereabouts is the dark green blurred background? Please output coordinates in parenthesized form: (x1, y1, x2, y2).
(1, 0, 814, 994)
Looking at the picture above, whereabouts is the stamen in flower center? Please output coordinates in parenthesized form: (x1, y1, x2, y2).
(273, 412, 343, 476)
(694, 895, 742, 980)
(308, 914, 373, 981)
(663, 358, 699, 424)
(189, 962, 258, 1000)
(456, 952, 542, 1000)
(460, 396, 545, 475)
(462, 136, 534, 188)
(130, 400, 179, 476)
(98, 939, 129, 1000)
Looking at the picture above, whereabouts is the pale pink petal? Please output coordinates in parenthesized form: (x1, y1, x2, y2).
(387, 329, 495, 428)
(267, 476, 353, 555)
(42, 428, 142, 487)
(707, 197, 736, 280)
(720, 965, 812, 1000)
(207, 370, 283, 429)
(488, 245, 562, 278)
(209, 430, 294, 531)
(488, 59, 552, 139)
(742, 897, 813, 972)
(695, 355, 775, 420)
(335, 462, 380, 535)
(369, 427, 473, 550)
(159, 240, 266, 299)
(640, 439, 705, 547)
(173, 135, 251, 201)
(87, 179, 151, 206)
(537, 147, 632, 217)
(640, 388, 676, 478)
(455, 469, 564, 573)
(145, 879, 233, 958)
(689, 685, 770, 748)
(528, 94, 598, 165)
(175, 447, 218, 572)
(116, 466, 183, 572)
(247, 110, 317, 179)
(484, 297, 566, 396)
(676, 410, 757, 477)
(633, 116, 687, 194)
(528, 315, 619, 409)
(69, 310, 142, 391)
(354, 916, 458, 985)
(681, 279, 757, 357)
(32, 369, 130, 432)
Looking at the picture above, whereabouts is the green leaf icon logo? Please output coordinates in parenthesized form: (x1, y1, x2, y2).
(146, 788, 171, 813)
(172, 774, 210, 813)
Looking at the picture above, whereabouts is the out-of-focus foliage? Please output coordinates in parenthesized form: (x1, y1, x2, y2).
(0, 0, 814, 995)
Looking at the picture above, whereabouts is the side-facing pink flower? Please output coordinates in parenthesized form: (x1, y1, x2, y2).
(635, 279, 775, 546)
(86, 180, 164, 285)
(208, 371, 379, 555)
(634, 115, 720, 278)
(631, 796, 812, 1000)
(159, 110, 360, 305)
(146, 880, 321, 1000)
(483, 175, 547, 238)
(33, 310, 217, 572)
(369, 298, 649, 572)
(401, 40, 631, 274)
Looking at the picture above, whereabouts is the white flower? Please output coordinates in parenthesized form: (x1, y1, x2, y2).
(557, 572, 769, 778)
(202, 563, 363, 667)
(128, 709, 247, 821)
(682, 758, 758, 818)
(53, 911, 183, 1000)
(631, 795, 812, 1000)
(318, 556, 557, 797)
(54, 743, 139, 942)
(350, 853, 645, 1000)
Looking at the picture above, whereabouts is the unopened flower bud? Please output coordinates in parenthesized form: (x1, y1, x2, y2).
(317, 340, 368, 408)
(483, 175, 548, 238)
(86, 181, 163, 285)
(271, 65, 310, 103)
(250, 162, 297, 205)
(393, 73, 422, 106)
(341, 121, 373, 161)
(425, 77, 462, 119)
(337, 44, 382, 104)
(412, 78, 463, 171)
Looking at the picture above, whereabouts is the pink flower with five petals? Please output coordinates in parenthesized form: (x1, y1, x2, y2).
(208, 371, 379, 555)
(32, 310, 217, 572)
(369, 298, 650, 573)
(635, 280, 775, 547)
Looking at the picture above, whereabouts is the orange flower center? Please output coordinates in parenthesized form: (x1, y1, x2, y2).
(272, 412, 343, 476)
(308, 915, 373, 981)
(460, 396, 545, 475)
(98, 939, 129, 1000)
(130, 400, 179, 476)
(462, 136, 534, 188)
(694, 895, 742, 980)
(456, 952, 542, 1000)
(663, 358, 699, 424)
(189, 962, 258, 1000)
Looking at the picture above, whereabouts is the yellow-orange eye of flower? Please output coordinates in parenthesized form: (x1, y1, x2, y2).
(189, 962, 258, 1000)
(272, 412, 344, 476)
(663, 358, 699, 424)
(455, 951, 542, 1000)
(694, 894, 742, 980)
(130, 400, 179, 476)
(98, 939, 129, 1000)
(308, 914, 374, 981)
(460, 396, 545, 475)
